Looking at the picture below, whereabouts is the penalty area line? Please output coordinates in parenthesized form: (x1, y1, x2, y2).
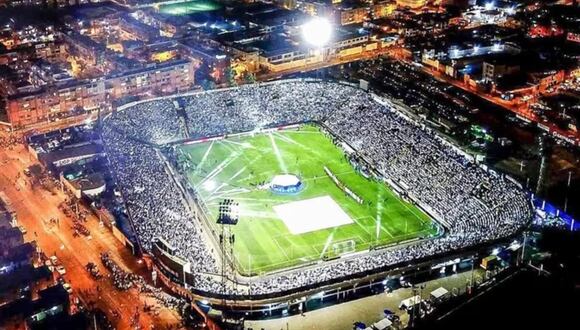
(272, 235, 292, 261)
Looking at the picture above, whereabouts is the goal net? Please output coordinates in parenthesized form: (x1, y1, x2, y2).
(332, 240, 356, 255)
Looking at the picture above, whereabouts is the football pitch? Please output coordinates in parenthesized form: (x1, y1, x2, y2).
(177, 124, 437, 274)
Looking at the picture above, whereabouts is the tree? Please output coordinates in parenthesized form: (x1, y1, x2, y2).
(244, 72, 256, 84)
(200, 79, 215, 91)
(224, 67, 237, 87)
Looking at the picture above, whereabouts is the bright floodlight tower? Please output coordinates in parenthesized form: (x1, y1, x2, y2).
(301, 17, 333, 67)
(302, 17, 332, 47)
(217, 199, 239, 305)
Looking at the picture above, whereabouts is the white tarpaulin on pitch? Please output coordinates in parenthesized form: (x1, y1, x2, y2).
(274, 196, 353, 234)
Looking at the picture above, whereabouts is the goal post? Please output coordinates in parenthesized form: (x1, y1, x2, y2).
(332, 239, 356, 255)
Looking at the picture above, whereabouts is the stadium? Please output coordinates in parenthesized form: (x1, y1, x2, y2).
(102, 79, 532, 316)
(177, 123, 437, 274)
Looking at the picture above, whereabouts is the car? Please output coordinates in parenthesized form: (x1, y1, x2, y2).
(62, 283, 73, 294)
(23, 168, 31, 177)
(50, 256, 59, 266)
(18, 226, 27, 235)
(56, 265, 66, 276)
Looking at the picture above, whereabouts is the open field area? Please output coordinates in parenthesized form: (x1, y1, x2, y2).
(178, 124, 437, 274)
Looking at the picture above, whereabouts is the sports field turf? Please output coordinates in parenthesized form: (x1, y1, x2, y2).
(178, 124, 437, 274)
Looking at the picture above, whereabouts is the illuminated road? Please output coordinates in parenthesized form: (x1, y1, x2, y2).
(376, 45, 579, 145)
(0, 143, 183, 329)
(419, 62, 580, 145)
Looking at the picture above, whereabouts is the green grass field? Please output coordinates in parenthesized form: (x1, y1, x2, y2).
(178, 124, 436, 274)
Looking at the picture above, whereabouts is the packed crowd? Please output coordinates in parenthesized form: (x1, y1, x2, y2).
(0, 133, 21, 149)
(100, 252, 142, 291)
(109, 99, 185, 144)
(103, 80, 532, 296)
(102, 128, 217, 273)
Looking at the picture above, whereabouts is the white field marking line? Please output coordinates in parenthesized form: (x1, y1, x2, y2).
(196, 140, 214, 173)
(234, 253, 248, 274)
(272, 233, 317, 262)
(373, 205, 396, 239)
(268, 132, 288, 173)
(217, 139, 239, 154)
(283, 130, 322, 134)
(243, 252, 309, 273)
(379, 222, 395, 238)
(385, 228, 433, 243)
(326, 234, 365, 251)
(206, 188, 250, 200)
(392, 190, 429, 225)
(355, 234, 365, 245)
(311, 241, 322, 255)
(207, 165, 249, 197)
(231, 150, 270, 180)
(220, 187, 251, 195)
(223, 139, 257, 149)
(341, 234, 365, 251)
(219, 209, 277, 220)
(301, 170, 355, 181)
(239, 211, 279, 220)
(204, 201, 221, 208)
(273, 131, 322, 156)
(319, 230, 336, 259)
(230, 202, 280, 210)
(272, 235, 291, 261)
(198, 152, 234, 184)
(207, 183, 228, 198)
(350, 216, 374, 238)
(236, 175, 256, 183)
(231, 197, 285, 203)
(226, 147, 269, 184)
(375, 187, 384, 240)
(204, 199, 278, 218)
(198, 150, 241, 187)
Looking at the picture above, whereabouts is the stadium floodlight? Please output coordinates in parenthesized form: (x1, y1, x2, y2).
(217, 199, 239, 225)
(301, 17, 332, 47)
(203, 179, 216, 191)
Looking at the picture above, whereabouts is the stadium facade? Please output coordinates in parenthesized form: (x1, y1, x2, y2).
(102, 79, 532, 317)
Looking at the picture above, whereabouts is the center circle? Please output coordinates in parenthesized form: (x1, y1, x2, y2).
(270, 174, 303, 194)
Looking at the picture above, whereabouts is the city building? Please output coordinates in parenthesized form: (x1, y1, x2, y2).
(5, 79, 106, 127)
(4, 59, 195, 127)
(105, 59, 195, 98)
(395, 0, 426, 9)
(482, 56, 521, 82)
(334, 2, 369, 25)
(371, 1, 397, 19)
